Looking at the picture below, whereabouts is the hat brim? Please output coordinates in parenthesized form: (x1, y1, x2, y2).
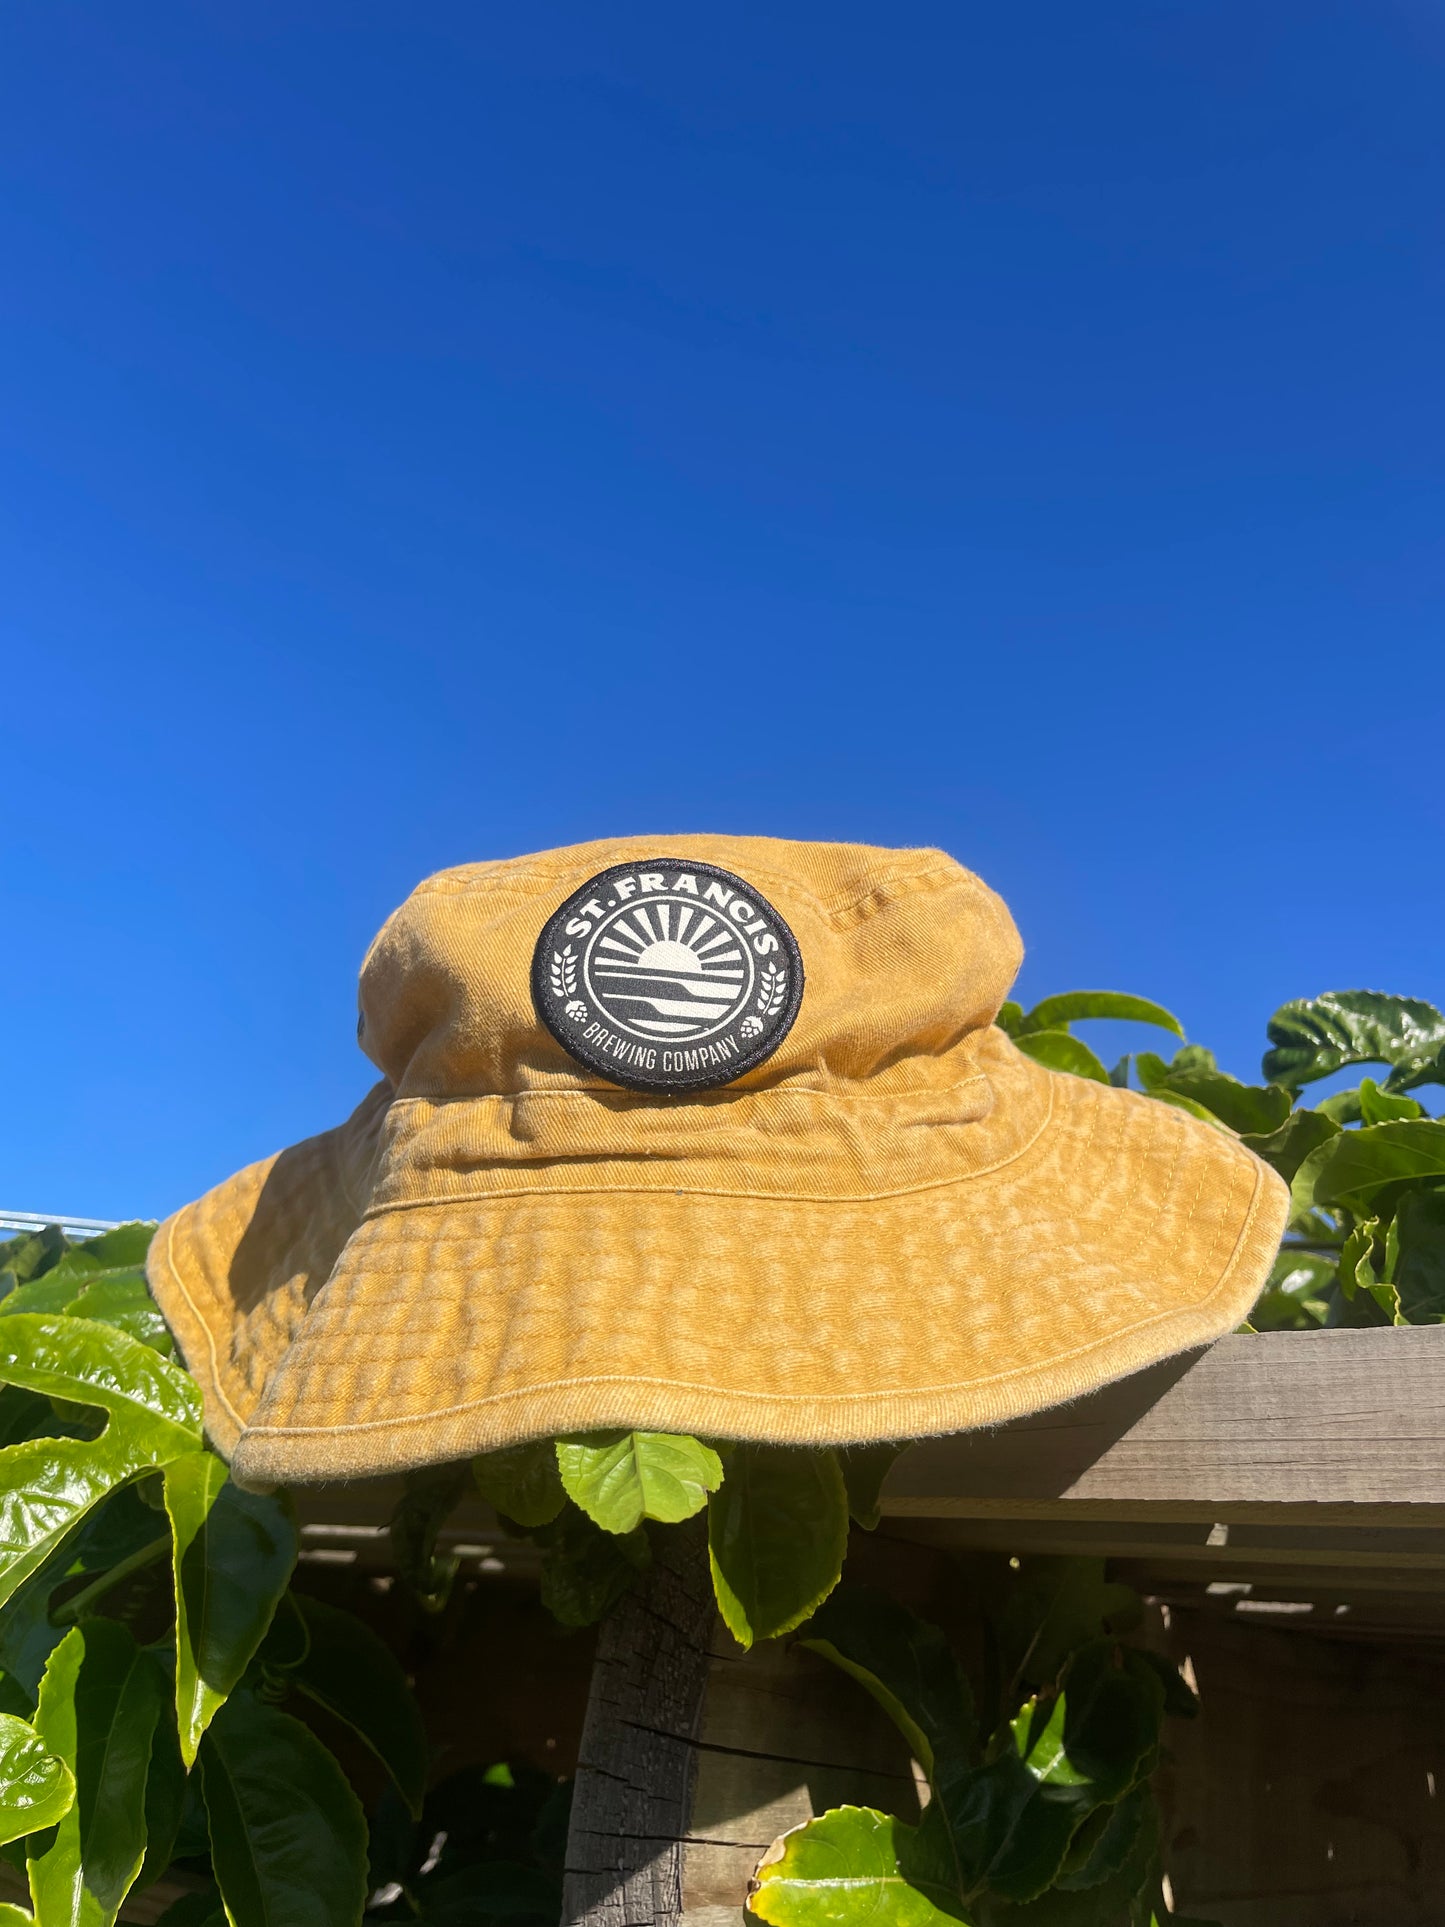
(149, 1070, 1287, 1486)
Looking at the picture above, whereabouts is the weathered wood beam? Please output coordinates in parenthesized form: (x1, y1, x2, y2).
(882, 1328, 1445, 1514)
(890, 1513, 1445, 1572)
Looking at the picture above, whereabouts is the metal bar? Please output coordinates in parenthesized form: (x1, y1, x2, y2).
(0, 1210, 125, 1240)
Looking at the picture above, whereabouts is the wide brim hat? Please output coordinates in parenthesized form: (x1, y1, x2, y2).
(147, 836, 1288, 1486)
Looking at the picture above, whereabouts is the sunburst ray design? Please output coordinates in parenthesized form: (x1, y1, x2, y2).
(588, 901, 750, 1038)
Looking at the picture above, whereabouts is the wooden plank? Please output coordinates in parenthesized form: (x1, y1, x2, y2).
(883, 1328, 1445, 1512)
(892, 1516, 1445, 1574)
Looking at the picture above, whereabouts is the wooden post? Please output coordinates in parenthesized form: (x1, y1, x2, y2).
(561, 1524, 921, 1927)
(563, 1519, 716, 1926)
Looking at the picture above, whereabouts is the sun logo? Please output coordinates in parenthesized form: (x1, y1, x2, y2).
(588, 903, 752, 1042)
(533, 860, 804, 1094)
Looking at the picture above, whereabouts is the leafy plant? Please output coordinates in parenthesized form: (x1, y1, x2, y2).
(748, 1572, 1204, 1927)
(0, 1223, 564, 1927)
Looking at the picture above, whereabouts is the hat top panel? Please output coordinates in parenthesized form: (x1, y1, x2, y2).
(357, 835, 1022, 1099)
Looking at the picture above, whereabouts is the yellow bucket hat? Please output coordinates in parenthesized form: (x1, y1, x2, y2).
(146, 835, 1288, 1487)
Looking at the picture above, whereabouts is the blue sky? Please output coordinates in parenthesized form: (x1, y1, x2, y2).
(3, 2, 1442, 1220)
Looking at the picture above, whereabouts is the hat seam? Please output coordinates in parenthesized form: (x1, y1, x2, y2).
(380, 1071, 994, 1113)
(156, 1210, 251, 1437)
(152, 1064, 1046, 1439)
(404, 851, 969, 929)
(233, 1150, 1275, 1444)
(355, 1072, 1057, 1216)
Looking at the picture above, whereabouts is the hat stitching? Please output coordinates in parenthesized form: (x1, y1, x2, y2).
(357, 856, 973, 988)
(1174, 1121, 1245, 1306)
(156, 1211, 249, 1436)
(233, 1151, 1271, 1444)
(380, 1070, 994, 1113)
(355, 1073, 1057, 1216)
(405, 852, 967, 928)
(161, 1064, 1051, 1428)
(157, 1061, 1043, 1439)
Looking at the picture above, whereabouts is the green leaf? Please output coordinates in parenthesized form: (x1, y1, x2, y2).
(1263, 992, 1445, 1090)
(1358, 1077, 1427, 1125)
(1037, 1642, 1164, 1804)
(166, 1766, 211, 1866)
(536, 1508, 650, 1629)
(1010, 1031, 1110, 1084)
(943, 1752, 1082, 1907)
(1240, 1109, 1338, 1187)
(989, 1785, 1158, 1924)
(996, 1002, 1024, 1038)
(64, 1275, 173, 1358)
(747, 1804, 966, 1926)
(1307, 1121, 1445, 1214)
(41, 1228, 155, 1283)
(1315, 1087, 1364, 1125)
(253, 1588, 309, 1676)
(1145, 1088, 1233, 1131)
(0, 1278, 86, 1321)
(0, 1713, 73, 1848)
(388, 1466, 469, 1614)
(0, 1318, 197, 1443)
(838, 1445, 907, 1531)
(1338, 1219, 1403, 1327)
(0, 1563, 70, 1703)
(471, 1442, 566, 1529)
(136, 1708, 187, 1895)
(164, 1453, 297, 1767)
(1020, 994, 1184, 1039)
(285, 1596, 427, 1817)
(0, 1319, 201, 1612)
(1394, 1187, 1445, 1324)
(986, 1559, 1141, 1692)
(27, 1621, 164, 1927)
(199, 1690, 368, 1927)
(0, 1489, 169, 1702)
(942, 1643, 1163, 1908)
(1393, 1042, 1445, 1095)
(1149, 1067, 1291, 1137)
(0, 1908, 34, 1925)
(708, 1446, 848, 1650)
(1169, 1045, 1216, 1073)
(556, 1431, 723, 1534)
(1055, 1781, 1155, 1891)
(800, 1586, 977, 1778)
(0, 1230, 67, 1291)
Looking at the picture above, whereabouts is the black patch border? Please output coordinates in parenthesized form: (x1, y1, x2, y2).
(531, 857, 805, 1095)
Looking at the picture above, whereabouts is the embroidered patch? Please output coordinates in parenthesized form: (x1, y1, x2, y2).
(532, 859, 804, 1093)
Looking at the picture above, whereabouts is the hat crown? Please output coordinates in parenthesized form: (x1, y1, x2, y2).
(357, 835, 1022, 1100)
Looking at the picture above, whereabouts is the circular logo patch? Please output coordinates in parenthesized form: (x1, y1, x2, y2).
(532, 859, 804, 1093)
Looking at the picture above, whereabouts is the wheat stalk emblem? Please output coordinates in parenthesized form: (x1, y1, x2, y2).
(550, 945, 578, 999)
(756, 962, 787, 1019)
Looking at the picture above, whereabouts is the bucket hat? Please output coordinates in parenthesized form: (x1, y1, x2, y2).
(146, 836, 1288, 1487)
